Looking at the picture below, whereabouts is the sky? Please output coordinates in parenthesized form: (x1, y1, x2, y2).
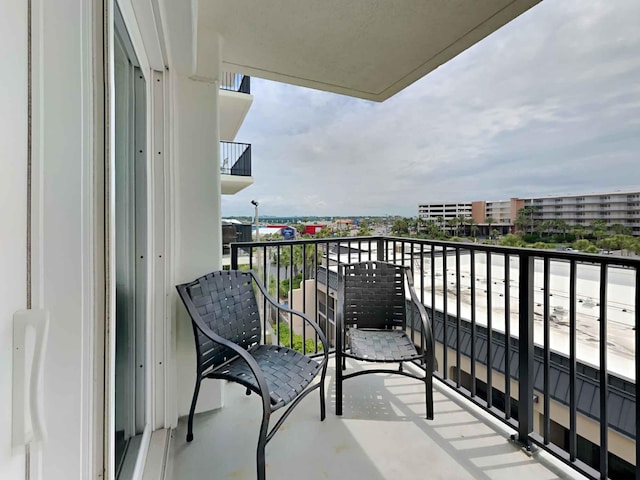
(222, 0, 640, 218)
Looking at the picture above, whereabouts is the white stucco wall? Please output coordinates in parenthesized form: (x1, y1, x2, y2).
(171, 71, 225, 417)
(159, 0, 225, 419)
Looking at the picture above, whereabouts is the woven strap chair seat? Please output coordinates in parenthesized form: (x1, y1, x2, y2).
(348, 328, 420, 362)
(212, 344, 322, 406)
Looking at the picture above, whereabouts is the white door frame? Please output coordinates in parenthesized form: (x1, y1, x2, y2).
(109, 1, 170, 477)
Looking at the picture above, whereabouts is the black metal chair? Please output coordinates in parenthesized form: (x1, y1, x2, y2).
(336, 261, 435, 419)
(177, 270, 329, 480)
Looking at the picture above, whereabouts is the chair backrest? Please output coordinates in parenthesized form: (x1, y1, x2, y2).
(342, 261, 406, 329)
(179, 271, 261, 372)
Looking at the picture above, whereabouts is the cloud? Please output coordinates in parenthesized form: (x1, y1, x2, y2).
(223, 0, 640, 217)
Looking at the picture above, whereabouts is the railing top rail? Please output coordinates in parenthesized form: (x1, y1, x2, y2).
(230, 236, 640, 268)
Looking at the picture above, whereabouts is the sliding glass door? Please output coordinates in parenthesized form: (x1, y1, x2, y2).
(114, 8, 147, 478)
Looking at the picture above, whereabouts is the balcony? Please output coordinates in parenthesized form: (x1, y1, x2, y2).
(219, 73, 253, 142)
(214, 237, 640, 479)
(220, 72, 251, 94)
(220, 141, 253, 194)
(171, 359, 580, 480)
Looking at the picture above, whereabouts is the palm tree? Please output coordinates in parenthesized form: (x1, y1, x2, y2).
(515, 206, 539, 234)
(464, 217, 476, 238)
(456, 216, 466, 236)
(555, 219, 570, 241)
(589, 220, 607, 241)
(485, 216, 495, 238)
(425, 221, 440, 239)
(445, 218, 457, 236)
(611, 223, 631, 236)
(572, 226, 587, 240)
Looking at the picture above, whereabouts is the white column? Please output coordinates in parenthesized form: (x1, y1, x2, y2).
(0, 1, 28, 479)
(171, 31, 224, 419)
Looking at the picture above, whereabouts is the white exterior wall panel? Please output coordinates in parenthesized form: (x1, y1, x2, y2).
(0, 1, 28, 479)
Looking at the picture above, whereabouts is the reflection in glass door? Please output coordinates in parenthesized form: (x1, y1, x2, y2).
(114, 9, 147, 478)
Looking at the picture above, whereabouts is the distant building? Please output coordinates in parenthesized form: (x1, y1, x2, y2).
(525, 190, 640, 235)
(417, 202, 472, 224)
(303, 224, 326, 235)
(419, 190, 640, 236)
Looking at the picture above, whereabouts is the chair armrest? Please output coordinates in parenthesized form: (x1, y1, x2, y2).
(249, 271, 330, 358)
(403, 269, 436, 372)
(176, 284, 272, 409)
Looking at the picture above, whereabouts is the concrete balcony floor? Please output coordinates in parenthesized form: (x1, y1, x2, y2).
(170, 360, 583, 480)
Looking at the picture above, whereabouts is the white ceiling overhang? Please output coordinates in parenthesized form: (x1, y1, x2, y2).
(195, 0, 541, 101)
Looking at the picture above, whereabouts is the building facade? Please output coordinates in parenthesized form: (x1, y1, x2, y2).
(420, 191, 640, 236)
(525, 191, 640, 235)
(418, 202, 473, 224)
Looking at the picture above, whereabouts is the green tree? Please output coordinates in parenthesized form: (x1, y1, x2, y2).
(498, 234, 525, 247)
(572, 239, 598, 253)
(531, 242, 555, 249)
(392, 218, 410, 236)
(420, 220, 441, 239)
(610, 223, 632, 236)
(445, 218, 457, 236)
(272, 244, 322, 279)
(357, 218, 373, 236)
(515, 206, 539, 234)
(589, 220, 607, 241)
(554, 220, 570, 241)
(572, 226, 587, 240)
(277, 322, 322, 354)
(457, 216, 469, 236)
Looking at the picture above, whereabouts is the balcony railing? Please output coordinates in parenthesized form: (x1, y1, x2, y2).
(220, 141, 251, 176)
(231, 236, 640, 480)
(220, 72, 250, 94)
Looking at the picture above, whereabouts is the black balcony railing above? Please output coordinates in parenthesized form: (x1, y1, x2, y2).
(220, 72, 250, 94)
(220, 141, 251, 176)
(230, 236, 640, 480)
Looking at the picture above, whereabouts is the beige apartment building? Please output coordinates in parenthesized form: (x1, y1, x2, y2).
(525, 190, 640, 235)
(419, 190, 640, 236)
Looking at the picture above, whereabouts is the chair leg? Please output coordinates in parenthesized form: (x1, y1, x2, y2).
(319, 363, 327, 421)
(336, 350, 343, 416)
(256, 399, 270, 480)
(425, 374, 434, 420)
(187, 377, 202, 442)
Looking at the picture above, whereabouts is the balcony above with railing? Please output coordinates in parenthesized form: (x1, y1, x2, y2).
(219, 73, 253, 142)
(220, 72, 251, 94)
(220, 141, 253, 194)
